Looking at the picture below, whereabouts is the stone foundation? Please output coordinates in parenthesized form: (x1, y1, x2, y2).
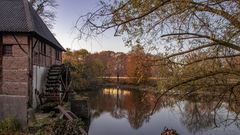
(0, 95, 27, 130)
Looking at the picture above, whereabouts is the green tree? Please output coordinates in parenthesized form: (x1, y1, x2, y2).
(85, 58, 105, 84)
(63, 49, 104, 90)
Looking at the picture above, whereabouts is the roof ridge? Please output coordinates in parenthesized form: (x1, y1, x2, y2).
(22, 0, 33, 32)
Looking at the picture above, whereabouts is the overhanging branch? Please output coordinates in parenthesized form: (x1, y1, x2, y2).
(161, 33, 240, 51)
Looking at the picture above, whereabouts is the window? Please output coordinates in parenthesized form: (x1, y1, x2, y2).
(56, 50, 60, 60)
(3, 45, 13, 56)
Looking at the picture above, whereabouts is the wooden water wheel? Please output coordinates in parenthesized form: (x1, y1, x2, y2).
(41, 64, 71, 104)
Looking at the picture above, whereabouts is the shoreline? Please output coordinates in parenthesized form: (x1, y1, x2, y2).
(76, 82, 158, 94)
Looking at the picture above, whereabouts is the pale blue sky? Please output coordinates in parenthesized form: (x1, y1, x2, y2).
(53, 0, 130, 53)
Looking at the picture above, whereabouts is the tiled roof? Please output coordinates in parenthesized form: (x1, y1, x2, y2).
(0, 0, 65, 51)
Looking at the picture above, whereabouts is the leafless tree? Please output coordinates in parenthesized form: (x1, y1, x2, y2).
(29, 0, 58, 29)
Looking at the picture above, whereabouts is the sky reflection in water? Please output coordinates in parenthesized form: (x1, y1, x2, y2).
(83, 88, 240, 135)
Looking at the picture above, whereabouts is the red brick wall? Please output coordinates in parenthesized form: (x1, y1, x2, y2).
(1, 34, 29, 96)
(0, 34, 63, 96)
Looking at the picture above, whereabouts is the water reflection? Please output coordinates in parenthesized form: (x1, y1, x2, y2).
(180, 98, 216, 134)
(84, 88, 240, 135)
(103, 88, 131, 96)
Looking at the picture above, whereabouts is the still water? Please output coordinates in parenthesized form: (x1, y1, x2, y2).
(82, 88, 240, 135)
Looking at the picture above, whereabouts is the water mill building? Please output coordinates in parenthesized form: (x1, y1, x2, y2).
(0, 0, 65, 128)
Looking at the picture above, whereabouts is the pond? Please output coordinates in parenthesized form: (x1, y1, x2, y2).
(81, 88, 240, 135)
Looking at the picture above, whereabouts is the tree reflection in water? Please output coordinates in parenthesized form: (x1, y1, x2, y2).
(85, 88, 240, 135)
(87, 88, 172, 129)
(179, 92, 240, 134)
(180, 97, 216, 134)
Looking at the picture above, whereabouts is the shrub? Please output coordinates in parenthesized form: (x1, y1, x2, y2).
(0, 117, 20, 133)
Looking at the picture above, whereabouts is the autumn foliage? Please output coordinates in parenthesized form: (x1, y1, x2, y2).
(63, 46, 159, 90)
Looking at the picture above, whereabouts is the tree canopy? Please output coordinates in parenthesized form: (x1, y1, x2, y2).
(63, 49, 105, 90)
(76, 0, 240, 94)
(77, 0, 239, 53)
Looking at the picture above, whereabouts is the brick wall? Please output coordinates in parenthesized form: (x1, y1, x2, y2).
(0, 34, 29, 130)
(0, 34, 63, 96)
(2, 34, 29, 96)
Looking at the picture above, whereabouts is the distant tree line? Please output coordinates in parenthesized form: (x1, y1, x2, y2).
(63, 45, 163, 90)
